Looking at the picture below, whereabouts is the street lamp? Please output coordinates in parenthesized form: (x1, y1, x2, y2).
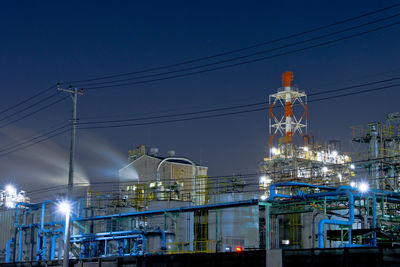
(58, 201, 72, 267)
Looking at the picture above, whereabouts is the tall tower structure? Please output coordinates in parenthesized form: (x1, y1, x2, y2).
(269, 71, 307, 155)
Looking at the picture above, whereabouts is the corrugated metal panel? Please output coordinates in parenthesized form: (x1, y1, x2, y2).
(0, 209, 16, 261)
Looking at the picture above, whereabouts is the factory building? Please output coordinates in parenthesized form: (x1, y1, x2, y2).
(119, 145, 208, 205)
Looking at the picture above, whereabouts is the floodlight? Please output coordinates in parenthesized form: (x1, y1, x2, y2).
(358, 182, 369, 193)
(58, 201, 72, 215)
(5, 184, 16, 196)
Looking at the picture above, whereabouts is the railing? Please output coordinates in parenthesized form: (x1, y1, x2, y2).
(165, 240, 217, 254)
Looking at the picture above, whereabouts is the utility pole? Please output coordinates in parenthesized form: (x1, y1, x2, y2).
(57, 84, 84, 197)
(57, 84, 83, 267)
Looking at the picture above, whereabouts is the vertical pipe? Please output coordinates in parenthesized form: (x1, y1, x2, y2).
(30, 213, 34, 261)
(18, 229, 22, 261)
(51, 234, 57, 260)
(140, 234, 146, 254)
(13, 227, 17, 262)
(42, 234, 47, 260)
(373, 193, 377, 246)
(317, 190, 354, 248)
(6, 238, 14, 263)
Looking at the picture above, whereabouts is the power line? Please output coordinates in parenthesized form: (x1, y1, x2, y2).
(0, 123, 69, 153)
(60, 3, 400, 85)
(0, 127, 69, 158)
(83, 21, 400, 90)
(24, 164, 400, 200)
(78, 83, 400, 130)
(77, 76, 400, 125)
(0, 92, 62, 122)
(0, 84, 56, 116)
(76, 13, 400, 88)
(0, 78, 397, 156)
(0, 95, 69, 128)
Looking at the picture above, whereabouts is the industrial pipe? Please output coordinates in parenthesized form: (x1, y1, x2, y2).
(314, 189, 354, 248)
(268, 182, 335, 201)
(6, 238, 14, 263)
(73, 199, 258, 222)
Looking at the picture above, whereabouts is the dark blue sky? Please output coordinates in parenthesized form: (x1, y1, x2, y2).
(1, 1, 400, 196)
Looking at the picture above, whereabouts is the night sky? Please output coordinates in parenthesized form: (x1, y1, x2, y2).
(1, 1, 400, 198)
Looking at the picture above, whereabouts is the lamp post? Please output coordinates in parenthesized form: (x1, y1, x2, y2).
(59, 201, 71, 267)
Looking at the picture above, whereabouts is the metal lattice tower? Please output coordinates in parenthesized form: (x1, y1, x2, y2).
(269, 71, 307, 153)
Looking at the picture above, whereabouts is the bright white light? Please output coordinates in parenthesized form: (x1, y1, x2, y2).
(322, 167, 329, 173)
(358, 182, 369, 193)
(58, 201, 72, 215)
(350, 164, 355, 170)
(260, 195, 267, 201)
(350, 181, 356, 188)
(338, 174, 342, 181)
(5, 184, 17, 196)
(331, 150, 338, 157)
(303, 146, 309, 152)
(271, 147, 278, 155)
(5, 201, 14, 208)
(259, 175, 272, 184)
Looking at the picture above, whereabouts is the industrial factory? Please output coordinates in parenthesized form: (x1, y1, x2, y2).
(1, 72, 400, 266)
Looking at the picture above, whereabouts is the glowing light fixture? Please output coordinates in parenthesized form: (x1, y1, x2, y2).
(322, 167, 329, 173)
(358, 182, 369, 193)
(235, 246, 243, 252)
(350, 164, 355, 170)
(58, 200, 72, 215)
(271, 147, 278, 155)
(260, 195, 267, 201)
(331, 150, 338, 157)
(350, 181, 356, 188)
(5, 184, 16, 196)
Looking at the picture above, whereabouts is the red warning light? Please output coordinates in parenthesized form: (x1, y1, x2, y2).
(235, 246, 243, 252)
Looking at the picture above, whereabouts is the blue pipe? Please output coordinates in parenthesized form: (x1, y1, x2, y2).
(268, 182, 335, 201)
(95, 234, 142, 241)
(50, 234, 58, 260)
(159, 229, 166, 250)
(73, 199, 258, 222)
(71, 230, 145, 239)
(315, 189, 354, 248)
(6, 238, 14, 263)
(18, 229, 22, 261)
(14, 202, 35, 227)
